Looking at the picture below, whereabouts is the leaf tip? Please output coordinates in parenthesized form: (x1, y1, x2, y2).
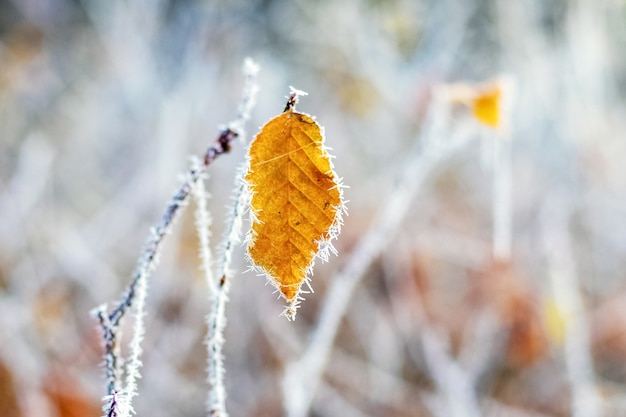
(284, 86, 308, 112)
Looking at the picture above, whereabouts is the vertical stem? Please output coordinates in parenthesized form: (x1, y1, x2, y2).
(202, 58, 258, 417)
(541, 198, 600, 417)
(492, 132, 512, 261)
(206, 176, 247, 417)
(193, 171, 216, 295)
(420, 328, 482, 417)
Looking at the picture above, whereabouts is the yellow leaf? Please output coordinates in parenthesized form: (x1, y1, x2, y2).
(245, 91, 344, 319)
(471, 85, 501, 128)
(543, 298, 567, 346)
(443, 81, 505, 129)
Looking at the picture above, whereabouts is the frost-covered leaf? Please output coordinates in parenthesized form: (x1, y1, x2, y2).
(245, 94, 344, 319)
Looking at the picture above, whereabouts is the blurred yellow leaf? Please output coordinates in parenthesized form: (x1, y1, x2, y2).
(443, 81, 505, 129)
(246, 98, 343, 319)
(471, 86, 501, 128)
(544, 298, 567, 346)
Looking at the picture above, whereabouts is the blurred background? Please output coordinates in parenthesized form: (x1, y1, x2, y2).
(1, 0, 626, 416)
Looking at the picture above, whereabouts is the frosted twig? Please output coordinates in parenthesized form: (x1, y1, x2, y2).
(93, 58, 259, 417)
(284, 86, 308, 112)
(283, 103, 476, 417)
(229, 58, 260, 138)
(420, 326, 482, 417)
(325, 346, 550, 417)
(315, 384, 370, 417)
(541, 197, 601, 417)
(94, 305, 120, 396)
(383, 247, 484, 417)
(204, 58, 259, 417)
(492, 133, 512, 260)
(205, 168, 248, 417)
(102, 391, 131, 417)
(192, 167, 216, 294)
(491, 79, 513, 261)
(95, 145, 217, 416)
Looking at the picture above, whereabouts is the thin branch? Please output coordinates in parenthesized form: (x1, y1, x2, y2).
(203, 58, 259, 417)
(102, 391, 128, 417)
(205, 171, 248, 417)
(93, 306, 120, 396)
(382, 243, 486, 417)
(420, 325, 481, 417)
(541, 196, 601, 417)
(192, 168, 216, 295)
(491, 79, 514, 261)
(93, 58, 259, 417)
(492, 133, 512, 261)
